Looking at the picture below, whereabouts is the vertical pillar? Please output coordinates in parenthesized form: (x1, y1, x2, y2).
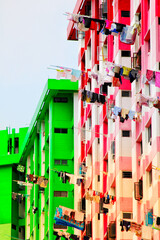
(49, 99, 54, 240)
(34, 135, 39, 240)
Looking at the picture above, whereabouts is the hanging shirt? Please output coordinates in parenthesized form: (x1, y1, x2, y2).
(113, 106, 121, 116)
(112, 77, 120, 87)
(146, 69, 155, 82)
(105, 19, 113, 29)
(128, 110, 136, 120)
(71, 69, 81, 79)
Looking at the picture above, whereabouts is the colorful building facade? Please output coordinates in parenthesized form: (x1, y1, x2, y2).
(18, 79, 78, 240)
(67, 0, 160, 239)
(0, 127, 28, 240)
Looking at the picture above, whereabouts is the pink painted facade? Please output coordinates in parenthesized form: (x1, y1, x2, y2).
(68, 0, 160, 239)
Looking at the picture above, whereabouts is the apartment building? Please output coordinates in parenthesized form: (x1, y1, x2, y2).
(17, 79, 78, 240)
(0, 127, 28, 240)
(67, 0, 160, 239)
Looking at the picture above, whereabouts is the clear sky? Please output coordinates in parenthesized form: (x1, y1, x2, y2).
(0, 0, 78, 131)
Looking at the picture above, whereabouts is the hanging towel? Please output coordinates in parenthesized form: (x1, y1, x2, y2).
(155, 72, 160, 88)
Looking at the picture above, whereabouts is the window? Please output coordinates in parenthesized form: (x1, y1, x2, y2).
(12, 224, 16, 230)
(88, 117, 91, 129)
(122, 130, 130, 137)
(121, 51, 131, 57)
(98, 175, 100, 182)
(140, 141, 143, 155)
(14, 137, 19, 154)
(85, 3, 91, 16)
(8, 138, 12, 154)
(54, 128, 68, 134)
(111, 141, 115, 155)
(148, 0, 150, 9)
(54, 97, 68, 103)
(98, 138, 100, 144)
(98, 213, 101, 220)
(122, 91, 131, 97)
(131, 51, 141, 69)
(134, 179, 143, 200)
(122, 171, 132, 178)
(54, 224, 67, 229)
(54, 159, 68, 165)
(158, 17, 160, 25)
(121, 11, 130, 17)
(148, 39, 150, 52)
(148, 124, 152, 144)
(62, 160, 68, 165)
(54, 191, 68, 197)
(86, 222, 92, 237)
(149, 169, 152, 186)
(109, 222, 116, 238)
(99, 1, 107, 19)
(123, 212, 133, 219)
(54, 160, 60, 165)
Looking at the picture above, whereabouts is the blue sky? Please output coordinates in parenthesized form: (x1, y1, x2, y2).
(0, 0, 78, 131)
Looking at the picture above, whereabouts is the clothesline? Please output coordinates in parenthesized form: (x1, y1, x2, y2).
(67, 13, 140, 45)
(74, 126, 107, 138)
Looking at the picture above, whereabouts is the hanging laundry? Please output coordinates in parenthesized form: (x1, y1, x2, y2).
(129, 69, 139, 83)
(113, 106, 121, 116)
(155, 72, 160, 88)
(39, 179, 48, 188)
(105, 19, 113, 29)
(54, 207, 84, 230)
(121, 108, 129, 119)
(120, 220, 131, 232)
(67, 13, 139, 44)
(83, 17, 92, 28)
(14, 180, 33, 188)
(32, 207, 38, 214)
(128, 110, 136, 120)
(156, 217, 160, 225)
(146, 69, 155, 83)
(145, 212, 153, 226)
(88, 72, 99, 82)
(81, 90, 106, 105)
(70, 234, 80, 240)
(120, 25, 137, 45)
(17, 165, 25, 173)
(112, 77, 121, 87)
(152, 219, 160, 230)
(12, 192, 18, 200)
(153, 99, 160, 109)
(115, 23, 126, 32)
(122, 66, 132, 77)
(71, 69, 81, 81)
(130, 222, 142, 237)
(110, 23, 119, 33)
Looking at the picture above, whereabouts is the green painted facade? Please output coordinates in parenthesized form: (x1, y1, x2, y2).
(0, 127, 28, 240)
(18, 79, 78, 240)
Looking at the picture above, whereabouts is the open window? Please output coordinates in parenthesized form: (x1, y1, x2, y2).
(99, 0, 107, 19)
(131, 49, 141, 70)
(134, 179, 143, 201)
